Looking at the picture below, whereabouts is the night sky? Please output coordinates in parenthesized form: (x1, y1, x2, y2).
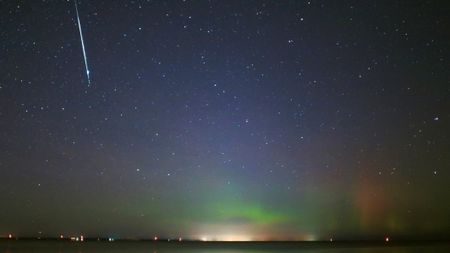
(1, 0, 449, 241)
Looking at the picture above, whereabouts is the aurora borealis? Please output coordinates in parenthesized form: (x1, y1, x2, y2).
(1, 0, 450, 241)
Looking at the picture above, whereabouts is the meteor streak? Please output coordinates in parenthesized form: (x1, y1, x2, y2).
(74, 0, 91, 85)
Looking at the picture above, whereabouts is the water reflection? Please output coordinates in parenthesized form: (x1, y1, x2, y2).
(1, 241, 449, 253)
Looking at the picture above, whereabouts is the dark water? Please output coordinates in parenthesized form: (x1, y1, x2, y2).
(1, 241, 450, 253)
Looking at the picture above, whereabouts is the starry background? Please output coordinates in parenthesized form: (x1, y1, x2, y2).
(0, 0, 449, 241)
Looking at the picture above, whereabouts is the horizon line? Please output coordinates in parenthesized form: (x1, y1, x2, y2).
(2, 237, 450, 243)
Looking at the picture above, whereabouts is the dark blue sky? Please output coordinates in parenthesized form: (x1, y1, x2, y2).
(0, 0, 449, 240)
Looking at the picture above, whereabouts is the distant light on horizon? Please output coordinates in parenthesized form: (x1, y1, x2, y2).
(304, 234, 318, 241)
(213, 235, 253, 242)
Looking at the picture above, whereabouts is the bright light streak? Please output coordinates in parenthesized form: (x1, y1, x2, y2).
(74, 0, 91, 85)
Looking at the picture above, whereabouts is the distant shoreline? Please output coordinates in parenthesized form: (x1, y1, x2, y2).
(1, 238, 449, 244)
